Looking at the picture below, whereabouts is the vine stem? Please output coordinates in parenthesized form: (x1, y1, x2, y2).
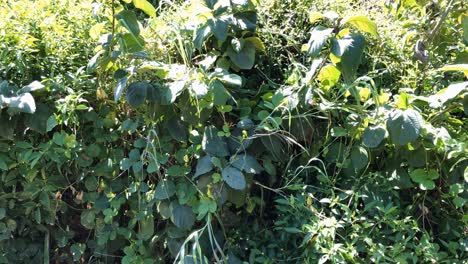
(427, 0, 455, 45)
(111, 0, 115, 37)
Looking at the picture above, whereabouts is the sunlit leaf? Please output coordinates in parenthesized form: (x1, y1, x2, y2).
(341, 15, 378, 37)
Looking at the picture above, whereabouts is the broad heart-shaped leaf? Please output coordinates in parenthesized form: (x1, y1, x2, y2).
(115, 77, 128, 102)
(427, 81, 468, 108)
(212, 81, 229, 106)
(194, 155, 213, 179)
(0, 113, 15, 140)
(362, 125, 387, 148)
(154, 179, 176, 200)
(115, 10, 140, 36)
(230, 154, 263, 174)
(307, 26, 334, 57)
(202, 126, 229, 157)
(333, 34, 365, 83)
(7, 93, 36, 113)
(194, 24, 212, 50)
(126, 82, 148, 108)
(120, 33, 145, 53)
(233, 11, 257, 31)
(133, 0, 156, 18)
(341, 15, 378, 37)
(190, 80, 208, 98)
(226, 41, 256, 70)
(219, 73, 243, 88)
(80, 210, 95, 229)
(410, 169, 439, 190)
(160, 80, 186, 105)
(386, 109, 423, 146)
(222, 166, 246, 190)
(207, 17, 228, 42)
(25, 104, 51, 134)
(350, 146, 368, 170)
(19, 81, 44, 93)
(439, 64, 468, 78)
(167, 118, 187, 141)
(171, 204, 195, 230)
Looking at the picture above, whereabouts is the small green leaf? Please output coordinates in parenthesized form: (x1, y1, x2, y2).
(410, 169, 439, 190)
(222, 166, 246, 190)
(0, 208, 6, 220)
(46, 115, 58, 132)
(70, 243, 86, 262)
(115, 77, 128, 102)
(194, 155, 213, 178)
(139, 215, 154, 241)
(166, 165, 190, 177)
(80, 210, 96, 229)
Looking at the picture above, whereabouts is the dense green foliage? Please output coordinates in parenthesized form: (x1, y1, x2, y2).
(0, 0, 467, 263)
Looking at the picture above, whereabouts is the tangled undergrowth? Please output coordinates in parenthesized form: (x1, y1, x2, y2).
(0, 0, 467, 263)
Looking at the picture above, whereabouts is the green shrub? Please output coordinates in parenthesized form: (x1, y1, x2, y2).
(0, 0, 466, 263)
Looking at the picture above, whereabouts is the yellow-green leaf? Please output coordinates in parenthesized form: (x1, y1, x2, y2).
(342, 15, 378, 37)
(318, 64, 341, 89)
(133, 0, 156, 18)
(309, 12, 325, 24)
(439, 64, 468, 77)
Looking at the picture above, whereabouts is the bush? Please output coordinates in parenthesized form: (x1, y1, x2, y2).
(0, 0, 466, 263)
